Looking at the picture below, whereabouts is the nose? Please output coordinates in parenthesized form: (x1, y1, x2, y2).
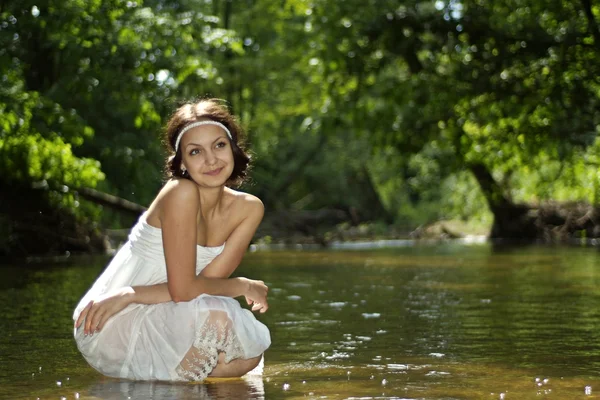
(205, 150, 217, 166)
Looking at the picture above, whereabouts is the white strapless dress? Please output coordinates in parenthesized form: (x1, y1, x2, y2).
(72, 213, 271, 381)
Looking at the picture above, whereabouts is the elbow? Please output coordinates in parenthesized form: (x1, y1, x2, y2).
(171, 295, 185, 303)
(168, 285, 193, 303)
(171, 293, 193, 303)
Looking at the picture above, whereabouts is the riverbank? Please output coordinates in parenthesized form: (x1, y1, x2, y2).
(252, 217, 491, 248)
(5, 199, 600, 262)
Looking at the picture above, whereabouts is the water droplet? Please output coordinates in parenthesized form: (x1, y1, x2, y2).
(585, 386, 592, 395)
(362, 312, 381, 319)
(56, 381, 62, 387)
(382, 379, 388, 386)
(283, 383, 290, 390)
(302, 380, 306, 384)
(535, 377, 540, 382)
(429, 352, 445, 358)
(543, 378, 549, 384)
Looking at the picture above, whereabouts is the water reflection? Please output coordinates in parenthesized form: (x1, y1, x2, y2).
(87, 376, 264, 400)
(2, 244, 600, 399)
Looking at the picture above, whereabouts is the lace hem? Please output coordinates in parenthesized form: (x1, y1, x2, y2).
(175, 311, 245, 381)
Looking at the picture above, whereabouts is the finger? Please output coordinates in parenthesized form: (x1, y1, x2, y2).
(246, 297, 252, 305)
(97, 311, 112, 332)
(84, 303, 94, 334)
(76, 301, 92, 328)
(90, 309, 105, 334)
(76, 309, 88, 329)
(261, 301, 269, 313)
(85, 304, 99, 335)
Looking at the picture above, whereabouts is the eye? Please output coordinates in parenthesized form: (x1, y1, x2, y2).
(189, 148, 201, 156)
(216, 141, 227, 149)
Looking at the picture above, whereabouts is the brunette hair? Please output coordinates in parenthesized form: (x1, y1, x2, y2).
(163, 98, 251, 187)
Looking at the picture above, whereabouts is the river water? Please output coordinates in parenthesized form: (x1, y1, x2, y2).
(0, 242, 599, 399)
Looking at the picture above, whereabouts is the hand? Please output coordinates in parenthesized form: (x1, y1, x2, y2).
(75, 287, 135, 335)
(240, 278, 269, 313)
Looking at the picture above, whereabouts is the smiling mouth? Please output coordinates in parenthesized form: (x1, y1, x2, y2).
(204, 167, 223, 176)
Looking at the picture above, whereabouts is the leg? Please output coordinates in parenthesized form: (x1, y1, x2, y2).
(209, 353, 262, 378)
(177, 310, 247, 381)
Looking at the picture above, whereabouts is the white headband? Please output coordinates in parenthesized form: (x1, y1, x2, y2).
(174, 121, 233, 152)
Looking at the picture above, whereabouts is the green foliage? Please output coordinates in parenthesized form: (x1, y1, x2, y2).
(0, 64, 104, 216)
(2, 0, 600, 248)
(296, 0, 600, 219)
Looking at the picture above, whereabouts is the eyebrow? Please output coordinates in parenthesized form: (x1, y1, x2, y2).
(185, 135, 228, 148)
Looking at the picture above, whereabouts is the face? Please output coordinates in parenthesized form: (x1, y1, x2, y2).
(179, 124, 234, 187)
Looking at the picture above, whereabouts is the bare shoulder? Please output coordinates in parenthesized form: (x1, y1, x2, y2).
(161, 179, 200, 200)
(225, 188, 264, 217)
(147, 179, 200, 224)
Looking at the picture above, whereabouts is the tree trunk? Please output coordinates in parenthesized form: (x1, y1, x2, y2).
(467, 162, 538, 239)
(357, 166, 393, 224)
(0, 183, 109, 257)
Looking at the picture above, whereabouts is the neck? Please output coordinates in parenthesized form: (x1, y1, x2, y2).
(198, 185, 226, 217)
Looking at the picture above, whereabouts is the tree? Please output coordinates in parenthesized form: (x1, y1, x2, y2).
(0, 0, 244, 254)
(303, 0, 600, 237)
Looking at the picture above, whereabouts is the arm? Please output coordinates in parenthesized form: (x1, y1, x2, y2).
(77, 183, 267, 334)
(200, 195, 264, 278)
(160, 183, 265, 302)
(77, 276, 261, 336)
(129, 196, 264, 303)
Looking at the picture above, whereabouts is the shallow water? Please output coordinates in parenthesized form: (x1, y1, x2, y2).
(1, 243, 599, 399)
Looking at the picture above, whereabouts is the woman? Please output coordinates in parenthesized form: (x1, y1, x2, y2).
(72, 99, 271, 381)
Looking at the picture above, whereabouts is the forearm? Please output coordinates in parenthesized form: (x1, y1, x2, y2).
(131, 276, 247, 304)
(130, 283, 172, 304)
(173, 276, 247, 302)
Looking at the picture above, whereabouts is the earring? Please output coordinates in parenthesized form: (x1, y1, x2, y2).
(181, 166, 187, 174)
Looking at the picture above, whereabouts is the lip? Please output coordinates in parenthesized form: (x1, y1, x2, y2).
(204, 167, 223, 176)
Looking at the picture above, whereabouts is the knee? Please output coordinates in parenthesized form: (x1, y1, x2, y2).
(245, 355, 261, 372)
(217, 353, 260, 372)
(211, 354, 262, 378)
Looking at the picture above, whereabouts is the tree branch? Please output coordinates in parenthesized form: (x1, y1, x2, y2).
(580, 0, 600, 49)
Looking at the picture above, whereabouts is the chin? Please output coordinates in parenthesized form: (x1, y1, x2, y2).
(199, 175, 231, 187)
